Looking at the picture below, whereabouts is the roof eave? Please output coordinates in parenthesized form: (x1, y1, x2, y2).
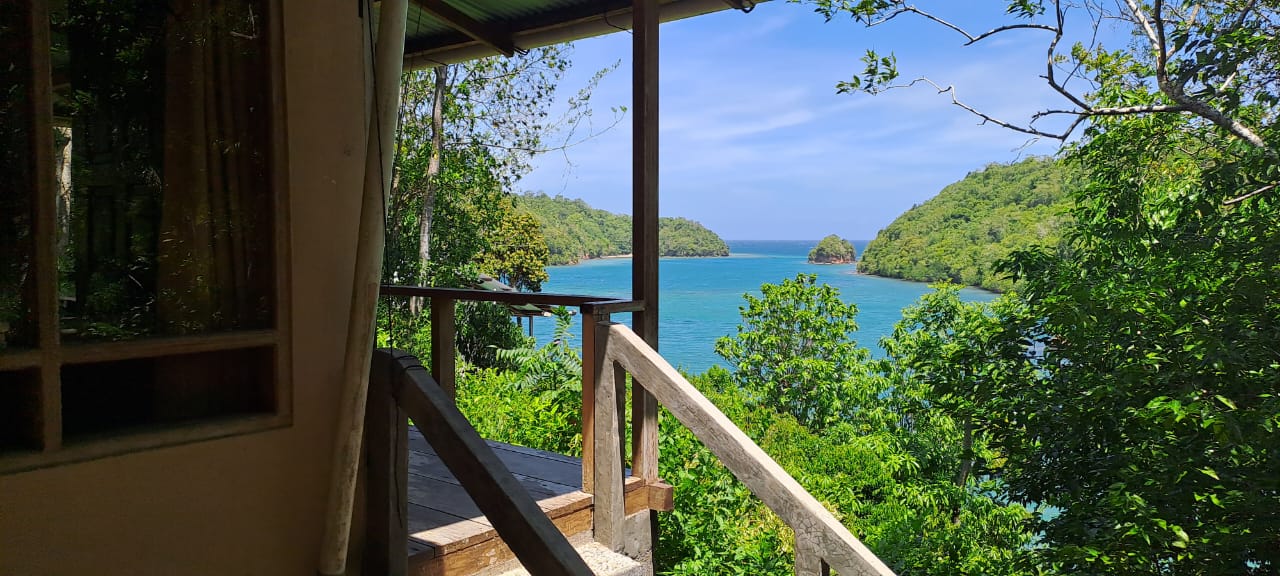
(403, 0, 741, 70)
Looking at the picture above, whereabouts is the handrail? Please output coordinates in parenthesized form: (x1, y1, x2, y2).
(594, 323, 897, 576)
(378, 284, 649, 493)
(380, 284, 643, 311)
(367, 349, 594, 576)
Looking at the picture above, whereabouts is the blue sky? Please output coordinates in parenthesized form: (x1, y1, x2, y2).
(517, 2, 1085, 240)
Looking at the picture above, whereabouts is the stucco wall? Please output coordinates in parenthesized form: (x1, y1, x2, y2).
(0, 2, 370, 574)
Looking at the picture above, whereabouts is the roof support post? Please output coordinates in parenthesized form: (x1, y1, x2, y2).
(318, 0, 409, 574)
(629, 0, 663, 550)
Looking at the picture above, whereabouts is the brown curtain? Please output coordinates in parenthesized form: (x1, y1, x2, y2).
(156, 0, 271, 337)
(155, 0, 273, 418)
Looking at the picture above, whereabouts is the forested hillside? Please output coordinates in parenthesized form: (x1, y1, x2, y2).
(859, 157, 1073, 291)
(515, 193, 729, 265)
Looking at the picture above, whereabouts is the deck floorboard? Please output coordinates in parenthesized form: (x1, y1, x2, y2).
(405, 427, 591, 571)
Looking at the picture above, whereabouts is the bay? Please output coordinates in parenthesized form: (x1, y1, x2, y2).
(530, 239, 995, 374)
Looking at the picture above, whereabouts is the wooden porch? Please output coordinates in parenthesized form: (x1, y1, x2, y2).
(403, 430, 651, 576)
(363, 286, 895, 576)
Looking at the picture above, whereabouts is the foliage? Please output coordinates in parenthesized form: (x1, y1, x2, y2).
(991, 110, 1280, 574)
(515, 193, 730, 265)
(476, 196, 551, 292)
(493, 308, 581, 400)
(807, 234, 856, 263)
(860, 157, 1073, 291)
(713, 274, 867, 431)
(455, 366, 582, 458)
(804, 0, 1280, 152)
(666, 278, 1038, 575)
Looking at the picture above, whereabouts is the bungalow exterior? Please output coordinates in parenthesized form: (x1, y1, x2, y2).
(0, 1, 893, 574)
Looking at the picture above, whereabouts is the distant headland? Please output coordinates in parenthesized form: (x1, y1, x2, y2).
(515, 193, 730, 265)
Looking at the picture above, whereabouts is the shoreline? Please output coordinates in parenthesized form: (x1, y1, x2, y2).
(858, 270, 1002, 295)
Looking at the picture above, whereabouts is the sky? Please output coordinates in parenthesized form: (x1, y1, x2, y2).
(516, 2, 1092, 240)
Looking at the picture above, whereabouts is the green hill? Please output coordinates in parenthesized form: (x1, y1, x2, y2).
(515, 193, 729, 265)
(808, 235, 856, 263)
(860, 157, 1074, 292)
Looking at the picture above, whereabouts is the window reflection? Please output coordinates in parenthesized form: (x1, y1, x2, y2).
(52, 0, 274, 341)
(0, 1, 36, 351)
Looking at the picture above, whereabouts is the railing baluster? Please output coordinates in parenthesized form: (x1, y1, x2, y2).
(580, 310, 602, 493)
(429, 297, 456, 399)
(593, 321, 625, 550)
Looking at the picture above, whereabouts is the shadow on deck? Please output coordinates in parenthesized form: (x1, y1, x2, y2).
(404, 428, 642, 576)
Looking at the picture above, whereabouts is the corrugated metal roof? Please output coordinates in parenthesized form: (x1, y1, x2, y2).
(382, 0, 752, 67)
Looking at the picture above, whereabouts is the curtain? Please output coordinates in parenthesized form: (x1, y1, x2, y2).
(156, 0, 272, 336)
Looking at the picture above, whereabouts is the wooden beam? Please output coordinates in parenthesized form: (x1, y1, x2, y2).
(629, 7, 663, 559)
(411, 0, 516, 57)
(389, 356, 593, 576)
(29, 0, 61, 454)
(645, 481, 674, 512)
(381, 285, 641, 311)
(366, 350, 409, 576)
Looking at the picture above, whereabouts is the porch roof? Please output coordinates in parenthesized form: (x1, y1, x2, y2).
(388, 0, 757, 68)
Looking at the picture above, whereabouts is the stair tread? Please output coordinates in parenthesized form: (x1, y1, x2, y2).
(494, 543, 647, 576)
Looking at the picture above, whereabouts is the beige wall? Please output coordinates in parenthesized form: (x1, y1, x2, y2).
(0, 2, 370, 574)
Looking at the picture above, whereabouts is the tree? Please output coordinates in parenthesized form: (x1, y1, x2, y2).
(387, 47, 620, 290)
(993, 110, 1280, 573)
(805, 4, 1280, 571)
(477, 196, 550, 292)
(806, 0, 1279, 169)
(807, 234, 856, 263)
(714, 274, 867, 430)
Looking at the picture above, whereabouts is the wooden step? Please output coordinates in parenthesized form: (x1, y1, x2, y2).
(492, 542, 649, 576)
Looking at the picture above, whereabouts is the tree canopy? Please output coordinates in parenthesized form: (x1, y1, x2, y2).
(859, 157, 1073, 291)
(515, 192, 729, 265)
(807, 234, 856, 264)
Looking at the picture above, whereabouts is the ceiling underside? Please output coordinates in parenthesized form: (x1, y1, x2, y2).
(390, 0, 756, 68)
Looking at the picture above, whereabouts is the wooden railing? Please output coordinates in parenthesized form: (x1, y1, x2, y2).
(592, 322, 897, 576)
(365, 348, 593, 576)
(372, 285, 894, 575)
(378, 285, 654, 493)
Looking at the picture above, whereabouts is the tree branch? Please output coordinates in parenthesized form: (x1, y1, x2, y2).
(868, 5, 1056, 45)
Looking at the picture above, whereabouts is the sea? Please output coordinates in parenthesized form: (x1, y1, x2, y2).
(529, 240, 995, 374)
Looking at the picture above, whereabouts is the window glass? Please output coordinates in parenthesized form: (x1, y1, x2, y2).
(0, 2, 36, 351)
(52, 0, 274, 341)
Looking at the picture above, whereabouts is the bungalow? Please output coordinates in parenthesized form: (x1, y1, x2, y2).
(0, 1, 893, 574)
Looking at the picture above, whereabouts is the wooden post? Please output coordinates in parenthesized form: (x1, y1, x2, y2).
(580, 311, 606, 493)
(593, 325, 625, 550)
(365, 350, 409, 576)
(630, 0, 661, 486)
(317, 0, 408, 573)
(29, 0, 61, 453)
(430, 297, 456, 398)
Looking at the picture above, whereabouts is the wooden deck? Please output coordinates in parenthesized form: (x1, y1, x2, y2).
(404, 428, 642, 576)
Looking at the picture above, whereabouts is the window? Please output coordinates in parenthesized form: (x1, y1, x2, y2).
(0, 0, 289, 473)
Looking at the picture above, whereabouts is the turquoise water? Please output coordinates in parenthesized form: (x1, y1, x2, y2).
(530, 240, 995, 374)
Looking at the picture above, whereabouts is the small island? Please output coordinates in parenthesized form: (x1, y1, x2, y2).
(808, 234, 856, 264)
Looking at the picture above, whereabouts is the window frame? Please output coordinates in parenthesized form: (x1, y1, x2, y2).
(0, 0, 292, 474)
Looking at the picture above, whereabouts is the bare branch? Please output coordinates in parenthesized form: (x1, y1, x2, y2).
(1224, 183, 1277, 205)
(868, 5, 1056, 45)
